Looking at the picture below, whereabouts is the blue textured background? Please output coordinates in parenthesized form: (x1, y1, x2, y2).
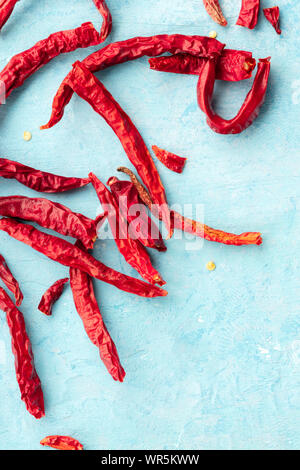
(0, 0, 299, 450)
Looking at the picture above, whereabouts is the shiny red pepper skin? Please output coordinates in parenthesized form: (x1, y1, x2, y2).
(263, 7, 281, 35)
(40, 435, 83, 451)
(0, 253, 23, 306)
(197, 57, 271, 134)
(89, 173, 165, 286)
(0, 287, 45, 419)
(0, 0, 19, 30)
(38, 278, 69, 316)
(0, 158, 90, 193)
(152, 146, 187, 174)
(70, 241, 125, 382)
(0, 218, 168, 298)
(202, 0, 227, 26)
(0, 196, 97, 249)
(149, 50, 257, 82)
(236, 0, 260, 30)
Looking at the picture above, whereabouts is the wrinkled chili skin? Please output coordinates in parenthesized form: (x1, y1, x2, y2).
(197, 57, 271, 134)
(40, 435, 83, 451)
(152, 145, 187, 174)
(38, 278, 69, 316)
(0, 218, 167, 298)
(203, 0, 227, 26)
(0, 0, 19, 30)
(70, 241, 125, 382)
(0, 196, 97, 249)
(236, 0, 260, 30)
(89, 173, 165, 286)
(92, 0, 112, 41)
(0, 288, 45, 419)
(263, 7, 281, 35)
(0, 158, 90, 192)
(0, 253, 23, 306)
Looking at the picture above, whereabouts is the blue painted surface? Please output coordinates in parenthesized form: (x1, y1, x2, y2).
(0, 0, 299, 450)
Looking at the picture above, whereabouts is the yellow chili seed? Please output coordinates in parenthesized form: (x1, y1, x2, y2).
(206, 261, 216, 271)
(209, 31, 217, 39)
(23, 131, 32, 141)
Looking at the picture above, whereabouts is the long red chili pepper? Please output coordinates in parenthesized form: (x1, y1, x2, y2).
(70, 241, 125, 382)
(202, 0, 227, 26)
(0, 288, 45, 419)
(197, 57, 271, 134)
(89, 173, 165, 286)
(0, 158, 90, 193)
(236, 0, 260, 30)
(0, 218, 168, 298)
(0, 253, 23, 306)
(152, 146, 187, 174)
(149, 49, 257, 82)
(38, 278, 69, 316)
(0, 196, 98, 249)
(263, 7, 281, 35)
(107, 177, 166, 252)
(40, 435, 83, 451)
(0, 0, 19, 30)
(92, 0, 112, 41)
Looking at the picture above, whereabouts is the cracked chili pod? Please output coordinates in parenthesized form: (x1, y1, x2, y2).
(236, 0, 260, 30)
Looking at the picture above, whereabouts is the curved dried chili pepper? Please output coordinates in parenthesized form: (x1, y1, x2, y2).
(0, 158, 90, 192)
(152, 146, 187, 174)
(38, 278, 69, 316)
(89, 173, 165, 286)
(0, 218, 168, 298)
(0, 253, 23, 306)
(0, 288, 45, 419)
(40, 435, 83, 451)
(92, 0, 112, 41)
(0, 0, 19, 30)
(263, 7, 281, 35)
(236, 0, 260, 30)
(202, 0, 227, 26)
(0, 196, 97, 249)
(197, 57, 271, 134)
(70, 241, 125, 382)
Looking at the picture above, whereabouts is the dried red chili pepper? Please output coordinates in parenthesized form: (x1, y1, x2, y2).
(0, 158, 90, 193)
(202, 0, 227, 26)
(236, 0, 260, 30)
(149, 49, 257, 82)
(92, 0, 112, 40)
(263, 6, 281, 35)
(89, 173, 165, 286)
(0, 196, 97, 249)
(0, 287, 45, 419)
(107, 177, 166, 252)
(0, 218, 167, 298)
(38, 278, 69, 316)
(0, 0, 19, 30)
(70, 240, 125, 382)
(197, 57, 271, 134)
(0, 253, 23, 306)
(152, 145, 187, 174)
(40, 435, 83, 451)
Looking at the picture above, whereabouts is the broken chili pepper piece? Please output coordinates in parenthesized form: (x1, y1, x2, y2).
(89, 173, 166, 286)
(0, 218, 167, 298)
(0, 158, 90, 193)
(152, 145, 187, 174)
(40, 435, 83, 451)
(0, 0, 19, 30)
(197, 57, 271, 134)
(0, 287, 45, 419)
(70, 241, 125, 382)
(0, 253, 23, 306)
(263, 6, 281, 35)
(0, 196, 97, 249)
(202, 0, 227, 26)
(38, 278, 69, 316)
(236, 0, 260, 30)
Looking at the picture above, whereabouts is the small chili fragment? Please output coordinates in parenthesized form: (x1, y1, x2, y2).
(0, 288, 45, 419)
(0, 0, 19, 30)
(70, 241, 125, 382)
(40, 435, 83, 451)
(203, 0, 227, 26)
(0, 253, 23, 306)
(263, 7, 281, 35)
(236, 0, 260, 30)
(0, 218, 167, 298)
(0, 158, 90, 193)
(38, 278, 69, 316)
(152, 145, 187, 174)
